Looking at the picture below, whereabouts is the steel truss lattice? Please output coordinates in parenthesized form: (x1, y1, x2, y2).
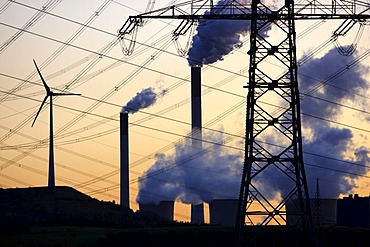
(236, 1, 313, 245)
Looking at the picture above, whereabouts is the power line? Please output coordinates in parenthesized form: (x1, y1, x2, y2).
(2, 66, 370, 169)
(1, 1, 368, 205)
(0, 0, 62, 54)
(2, 88, 370, 174)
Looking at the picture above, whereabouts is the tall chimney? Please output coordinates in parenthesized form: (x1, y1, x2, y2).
(190, 66, 204, 224)
(191, 66, 202, 147)
(120, 112, 129, 208)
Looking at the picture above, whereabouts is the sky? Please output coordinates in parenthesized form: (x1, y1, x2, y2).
(1, 0, 370, 223)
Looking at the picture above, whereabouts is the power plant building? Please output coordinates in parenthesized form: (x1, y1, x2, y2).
(337, 194, 370, 228)
(285, 199, 337, 226)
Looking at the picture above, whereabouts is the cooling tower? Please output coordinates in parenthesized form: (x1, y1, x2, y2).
(139, 201, 175, 221)
(285, 199, 337, 226)
(209, 199, 239, 226)
(120, 112, 129, 208)
(191, 66, 202, 146)
(191, 203, 204, 225)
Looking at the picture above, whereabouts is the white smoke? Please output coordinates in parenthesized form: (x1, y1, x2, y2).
(253, 46, 370, 199)
(122, 87, 167, 114)
(136, 47, 370, 204)
(187, 0, 271, 66)
(136, 131, 243, 204)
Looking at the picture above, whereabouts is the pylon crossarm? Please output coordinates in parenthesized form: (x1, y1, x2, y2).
(119, 0, 370, 24)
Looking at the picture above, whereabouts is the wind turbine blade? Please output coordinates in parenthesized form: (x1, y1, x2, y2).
(53, 92, 82, 96)
(33, 59, 50, 94)
(31, 95, 48, 127)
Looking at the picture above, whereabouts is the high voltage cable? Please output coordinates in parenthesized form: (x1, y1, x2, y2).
(4, 0, 358, 110)
(0, 0, 189, 102)
(0, 0, 62, 54)
(2, 71, 370, 160)
(2, 90, 368, 201)
(0, 2, 250, 77)
(0, 0, 113, 103)
(0, 1, 13, 15)
(1, 6, 326, 102)
(2, 89, 370, 173)
(0, 156, 121, 200)
(0, 98, 356, 197)
(2, 69, 370, 146)
(0, 23, 192, 147)
(0, 1, 178, 145)
(0, 7, 191, 174)
(1, 18, 367, 118)
(2, 84, 370, 154)
(0, 2, 358, 149)
(1, 90, 369, 201)
(1, 50, 368, 178)
(1, 1, 368, 197)
(1, 31, 173, 102)
(0, 0, 342, 195)
(0, 121, 243, 204)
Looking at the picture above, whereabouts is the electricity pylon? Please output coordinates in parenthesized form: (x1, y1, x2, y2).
(117, 0, 370, 246)
(314, 178, 322, 225)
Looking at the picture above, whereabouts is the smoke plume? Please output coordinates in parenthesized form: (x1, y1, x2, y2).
(137, 47, 370, 205)
(300, 47, 370, 198)
(254, 46, 370, 199)
(137, 131, 243, 204)
(187, 0, 271, 67)
(122, 87, 167, 114)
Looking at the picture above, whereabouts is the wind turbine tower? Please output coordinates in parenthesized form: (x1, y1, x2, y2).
(31, 59, 81, 187)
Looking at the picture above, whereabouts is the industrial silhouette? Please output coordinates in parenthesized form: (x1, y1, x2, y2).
(117, 1, 370, 246)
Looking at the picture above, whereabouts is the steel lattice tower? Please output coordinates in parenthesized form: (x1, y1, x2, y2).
(117, 0, 370, 246)
(235, 1, 313, 245)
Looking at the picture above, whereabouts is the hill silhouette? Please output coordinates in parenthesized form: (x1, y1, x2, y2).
(0, 186, 178, 229)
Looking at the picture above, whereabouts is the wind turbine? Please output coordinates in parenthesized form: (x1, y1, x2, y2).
(31, 59, 81, 187)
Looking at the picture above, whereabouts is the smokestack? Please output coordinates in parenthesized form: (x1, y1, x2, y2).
(190, 66, 204, 224)
(120, 112, 129, 208)
(191, 203, 204, 225)
(191, 66, 202, 147)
